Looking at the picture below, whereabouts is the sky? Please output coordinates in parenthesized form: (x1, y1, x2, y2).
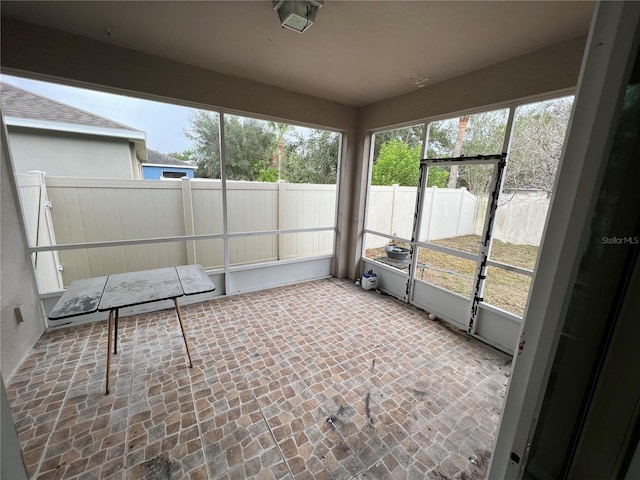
(2, 74, 197, 154)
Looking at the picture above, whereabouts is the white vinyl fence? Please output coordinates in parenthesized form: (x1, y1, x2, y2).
(16, 173, 550, 292)
(16, 172, 64, 293)
(366, 186, 478, 247)
(367, 185, 550, 248)
(17, 173, 336, 289)
(474, 192, 551, 245)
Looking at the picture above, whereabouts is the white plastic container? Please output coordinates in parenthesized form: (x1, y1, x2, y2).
(361, 271, 377, 290)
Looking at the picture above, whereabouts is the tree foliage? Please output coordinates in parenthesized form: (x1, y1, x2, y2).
(425, 119, 466, 158)
(282, 130, 339, 184)
(184, 111, 276, 181)
(224, 116, 276, 180)
(419, 100, 573, 195)
(181, 96, 572, 194)
(507, 97, 573, 193)
(372, 125, 451, 188)
(426, 167, 450, 188)
(373, 125, 424, 160)
(268, 121, 291, 180)
(167, 149, 195, 163)
(371, 139, 420, 186)
(426, 110, 508, 194)
(182, 111, 339, 184)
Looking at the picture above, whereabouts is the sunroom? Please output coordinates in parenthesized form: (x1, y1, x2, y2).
(2, 2, 639, 480)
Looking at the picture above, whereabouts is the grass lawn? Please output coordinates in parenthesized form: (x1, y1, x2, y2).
(365, 234, 539, 317)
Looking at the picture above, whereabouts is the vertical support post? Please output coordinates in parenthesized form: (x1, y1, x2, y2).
(278, 180, 286, 260)
(26, 171, 65, 292)
(390, 183, 398, 236)
(407, 122, 431, 303)
(407, 162, 427, 302)
(468, 160, 504, 334)
(456, 187, 467, 236)
(426, 185, 437, 241)
(359, 132, 375, 278)
(468, 107, 517, 335)
(181, 177, 196, 265)
(219, 113, 230, 294)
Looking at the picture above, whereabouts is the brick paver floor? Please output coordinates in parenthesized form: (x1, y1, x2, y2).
(7, 278, 511, 479)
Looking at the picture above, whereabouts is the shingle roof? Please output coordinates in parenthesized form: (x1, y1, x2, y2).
(145, 149, 195, 168)
(0, 82, 141, 132)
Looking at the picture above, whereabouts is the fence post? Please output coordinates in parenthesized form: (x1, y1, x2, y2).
(425, 186, 436, 241)
(22, 171, 65, 291)
(278, 181, 286, 260)
(474, 195, 487, 236)
(455, 187, 466, 236)
(390, 184, 398, 235)
(181, 177, 197, 264)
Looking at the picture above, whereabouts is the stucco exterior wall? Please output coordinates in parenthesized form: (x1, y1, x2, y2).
(7, 127, 137, 178)
(1, 119, 44, 382)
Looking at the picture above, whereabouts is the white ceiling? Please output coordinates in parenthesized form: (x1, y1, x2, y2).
(1, 1, 594, 106)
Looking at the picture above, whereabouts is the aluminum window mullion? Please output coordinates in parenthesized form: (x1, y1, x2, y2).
(28, 226, 336, 254)
(361, 132, 378, 261)
(486, 259, 534, 277)
(414, 240, 479, 262)
(407, 122, 431, 303)
(219, 112, 230, 294)
(363, 229, 412, 245)
(468, 106, 517, 334)
(421, 154, 504, 168)
(228, 226, 335, 238)
(28, 233, 225, 253)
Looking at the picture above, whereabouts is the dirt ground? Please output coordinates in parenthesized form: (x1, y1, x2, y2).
(366, 235, 538, 317)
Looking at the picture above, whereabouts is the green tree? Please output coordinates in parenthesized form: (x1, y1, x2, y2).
(506, 97, 573, 193)
(460, 111, 507, 157)
(167, 149, 196, 163)
(371, 121, 453, 188)
(458, 110, 508, 194)
(371, 139, 420, 186)
(373, 125, 424, 160)
(184, 111, 276, 181)
(427, 166, 449, 188)
(183, 111, 221, 178)
(447, 115, 470, 188)
(268, 121, 291, 181)
(424, 110, 509, 195)
(282, 130, 339, 184)
(224, 116, 275, 180)
(426, 119, 458, 158)
(257, 166, 279, 182)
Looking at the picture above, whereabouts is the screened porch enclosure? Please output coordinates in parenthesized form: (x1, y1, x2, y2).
(10, 71, 572, 356)
(10, 92, 343, 328)
(363, 97, 573, 354)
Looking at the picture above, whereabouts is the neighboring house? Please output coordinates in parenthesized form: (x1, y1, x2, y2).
(0, 82, 146, 178)
(142, 149, 196, 179)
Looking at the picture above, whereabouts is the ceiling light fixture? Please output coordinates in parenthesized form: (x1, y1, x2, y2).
(273, 1, 323, 33)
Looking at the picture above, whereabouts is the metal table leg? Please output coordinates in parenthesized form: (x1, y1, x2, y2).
(106, 309, 115, 395)
(173, 298, 193, 368)
(114, 308, 119, 354)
